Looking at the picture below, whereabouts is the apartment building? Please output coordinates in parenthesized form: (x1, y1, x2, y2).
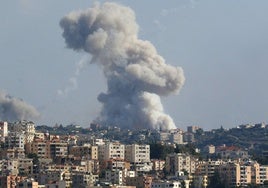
(105, 170, 124, 185)
(151, 181, 185, 188)
(30, 138, 50, 159)
(165, 153, 197, 175)
(6, 132, 25, 150)
(98, 142, 125, 161)
(69, 145, 98, 160)
(80, 159, 100, 174)
(16, 179, 38, 188)
(12, 121, 36, 144)
(105, 159, 130, 171)
(218, 162, 251, 187)
(195, 159, 226, 177)
(125, 176, 153, 188)
(217, 161, 268, 187)
(0, 121, 8, 142)
(125, 144, 150, 163)
(151, 159, 165, 171)
(72, 172, 99, 187)
(0, 175, 26, 188)
(216, 145, 249, 159)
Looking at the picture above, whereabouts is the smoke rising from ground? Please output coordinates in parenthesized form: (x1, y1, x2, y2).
(60, 2, 185, 130)
(0, 91, 40, 122)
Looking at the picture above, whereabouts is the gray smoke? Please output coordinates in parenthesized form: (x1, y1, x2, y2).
(0, 91, 40, 122)
(60, 2, 185, 130)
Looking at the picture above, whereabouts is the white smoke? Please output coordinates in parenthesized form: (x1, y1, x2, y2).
(60, 2, 185, 130)
(57, 56, 88, 96)
(0, 91, 40, 122)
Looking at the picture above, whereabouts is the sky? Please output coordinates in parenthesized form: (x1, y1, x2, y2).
(1, 0, 268, 130)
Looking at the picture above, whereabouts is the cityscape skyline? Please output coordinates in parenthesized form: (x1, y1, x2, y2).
(1, 1, 268, 130)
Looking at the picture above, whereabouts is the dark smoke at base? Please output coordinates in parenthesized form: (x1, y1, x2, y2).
(60, 2, 185, 130)
(0, 91, 40, 122)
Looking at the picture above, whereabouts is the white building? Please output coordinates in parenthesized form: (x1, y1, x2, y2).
(125, 144, 150, 163)
(98, 142, 125, 161)
(151, 181, 187, 188)
(72, 172, 99, 187)
(6, 132, 25, 150)
(12, 121, 36, 143)
(165, 153, 197, 175)
(125, 144, 151, 172)
(0, 121, 8, 142)
(105, 170, 124, 185)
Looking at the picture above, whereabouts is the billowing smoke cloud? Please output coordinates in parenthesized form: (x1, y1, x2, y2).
(60, 2, 185, 130)
(0, 91, 40, 122)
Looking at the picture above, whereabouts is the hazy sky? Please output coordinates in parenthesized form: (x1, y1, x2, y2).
(1, 0, 268, 130)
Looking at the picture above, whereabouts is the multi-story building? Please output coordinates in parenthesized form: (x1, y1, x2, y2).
(0, 121, 8, 142)
(259, 165, 268, 184)
(218, 162, 251, 187)
(72, 172, 99, 187)
(12, 121, 36, 144)
(105, 170, 124, 185)
(30, 138, 50, 159)
(50, 141, 68, 160)
(0, 175, 26, 188)
(216, 145, 249, 159)
(125, 176, 153, 188)
(6, 132, 25, 150)
(69, 145, 98, 160)
(125, 144, 151, 172)
(98, 142, 125, 161)
(195, 159, 226, 177)
(187, 126, 201, 133)
(16, 179, 38, 188)
(165, 153, 197, 175)
(151, 180, 186, 188)
(217, 160, 268, 187)
(170, 130, 184, 145)
(125, 144, 150, 163)
(80, 159, 99, 174)
(104, 159, 130, 171)
(205, 145, 216, 154)
(151, 159, 165, 171)
(2, 159, 19, 176)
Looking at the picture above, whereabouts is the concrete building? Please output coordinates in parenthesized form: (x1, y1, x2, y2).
(80, 159, 100, 174)
(195, 159, 226, 177)
(105, 170, 124, 185)
(98, 142, 125, 161)
(16, 179, 38, 188)
(6, 132, 25, 150)
(0, 175, 26, 188)
(165, 153, 197, 175)
(50, 142, 68, 160)
(30, 138, 50, 159)
(72, 172, 99, 187)
(12, 121, 36, 144)
(125, 144, 150, 163)
(44, 180, 66, 188)
(205, 145, 215, 154)
(0, 121, 8, 142)
(126, 176, 153, 188)
(151, 159, 165, 171)
(216, 145, 249, 159)
(69, 145, 98, 160)
(151, 180, 187, 188)
(170, 131, 184, 145)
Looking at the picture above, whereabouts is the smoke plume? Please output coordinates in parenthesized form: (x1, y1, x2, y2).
(0, 91, 40, 122)
(60, 2, 185, 130)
